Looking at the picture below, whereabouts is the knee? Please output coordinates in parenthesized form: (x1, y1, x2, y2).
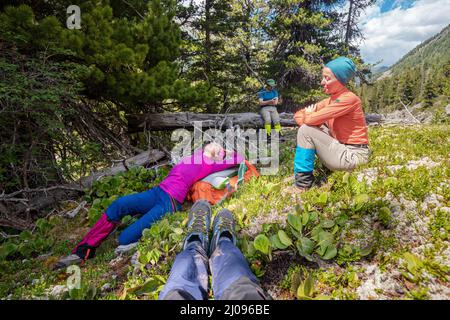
(297, 124, 315, 143)
(297, 124, 315, 135)
(106, 197, 128, 221)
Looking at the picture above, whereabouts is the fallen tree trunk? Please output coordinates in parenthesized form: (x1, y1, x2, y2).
(127, 112, 383, 132)
(0, 149, 165, 230)
(77, 149, 165, 188)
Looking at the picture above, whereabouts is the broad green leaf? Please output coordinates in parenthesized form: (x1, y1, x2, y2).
(316, 192, 328, 206)
(343, 172, 350, 184)
(354, 194, 369, 207)
(270, 234, 288, 250)
(297, 237, 314, 255)
(134, 278, 164, 295)
(287, 214, 302, 232)
(297, 274, 314, 299)
(360, 245, 373, 257)
(301, 211, 309, 226)
(278, 230, 293, 247)
(309, 211, 318, 223)
(254, 234, 270, 255)
(317, 231, 333, 244)
(331, 225, 339, 235)
(311, 226, 323, 242)
(303, 274, 314, 297)
(321, 244, 337, 260)
(321, 219, 335, 229)
(138, 251, 150, 265)
(340, 244, 353, 256)
(148, 248, 161, 265)
(403, 252, 423, 273)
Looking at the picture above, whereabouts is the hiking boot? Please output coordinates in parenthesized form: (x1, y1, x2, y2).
(53, 254, 82, 270)
(285, 185, 308, 195)
(183, 200, 212, 251)
(209, 208, 237, 256)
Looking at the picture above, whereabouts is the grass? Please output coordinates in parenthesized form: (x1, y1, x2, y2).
(0, 124, 449, 300)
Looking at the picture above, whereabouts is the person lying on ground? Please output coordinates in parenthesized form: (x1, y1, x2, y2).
(54, 143, 244, 269)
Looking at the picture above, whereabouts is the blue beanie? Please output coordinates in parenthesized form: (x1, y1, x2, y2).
(325, 57, 356, 85)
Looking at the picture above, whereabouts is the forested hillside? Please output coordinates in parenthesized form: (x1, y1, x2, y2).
(358, 24, 450, 113)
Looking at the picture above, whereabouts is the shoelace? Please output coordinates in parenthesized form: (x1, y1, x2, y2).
(216, 215, 234, 233)
(190, 210, 208, 233)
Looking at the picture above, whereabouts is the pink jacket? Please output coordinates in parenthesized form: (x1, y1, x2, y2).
(159, 149, 244, 203)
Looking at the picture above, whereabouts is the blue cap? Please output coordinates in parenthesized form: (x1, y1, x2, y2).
(325, 57, 356, 85)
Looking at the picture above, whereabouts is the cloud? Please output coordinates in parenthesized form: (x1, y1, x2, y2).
(359, 0, 450, 66)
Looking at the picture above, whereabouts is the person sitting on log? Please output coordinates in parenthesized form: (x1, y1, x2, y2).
(258, 78, 283, 136)
(288, 57, 370, 193)
(54, 143, 243, 269)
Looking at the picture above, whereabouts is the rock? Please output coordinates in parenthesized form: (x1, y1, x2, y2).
(101, 283, 112, 292)
(37, 252, 53, 260)
(131, 251, 140, 267)
(49, 285, 68, 299)
(365, 113, 382, 123)
(114, 242, 138, 255)
(445, 104, 450, 116)
(395, 287, 405, 294)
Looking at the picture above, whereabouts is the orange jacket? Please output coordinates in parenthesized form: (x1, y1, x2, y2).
(293, 88, 369, 145)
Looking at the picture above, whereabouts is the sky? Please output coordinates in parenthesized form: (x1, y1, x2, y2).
(359, 0, 450, 67)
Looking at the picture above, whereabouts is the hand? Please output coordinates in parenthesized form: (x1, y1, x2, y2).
(304, 104, 317, 114)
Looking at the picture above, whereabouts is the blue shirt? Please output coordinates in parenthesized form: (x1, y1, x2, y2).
(258, 88, 278, 107)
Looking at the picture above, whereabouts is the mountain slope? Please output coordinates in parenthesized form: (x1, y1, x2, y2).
(392, 24, 449, 73)
(379, 24, 450, 79)
(359, 24, 449, 113)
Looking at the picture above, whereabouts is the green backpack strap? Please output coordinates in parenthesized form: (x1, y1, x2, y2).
(234, 161, 248, 190)
(217, 161, 247, 206)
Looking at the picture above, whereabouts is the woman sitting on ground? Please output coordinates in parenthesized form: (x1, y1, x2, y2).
(289, 56, 370, 193)
(55, 143, 243, 269)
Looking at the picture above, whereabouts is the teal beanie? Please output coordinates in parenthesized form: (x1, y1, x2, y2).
(325, 57, 356, 85)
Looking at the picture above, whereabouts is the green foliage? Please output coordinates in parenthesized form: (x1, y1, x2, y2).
(0, 218, 56, 261)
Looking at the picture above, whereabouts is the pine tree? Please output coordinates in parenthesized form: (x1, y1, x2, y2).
(422, 75, 437, 107)
(266, 0, 345, 108)
(341, 0, 376, 55)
